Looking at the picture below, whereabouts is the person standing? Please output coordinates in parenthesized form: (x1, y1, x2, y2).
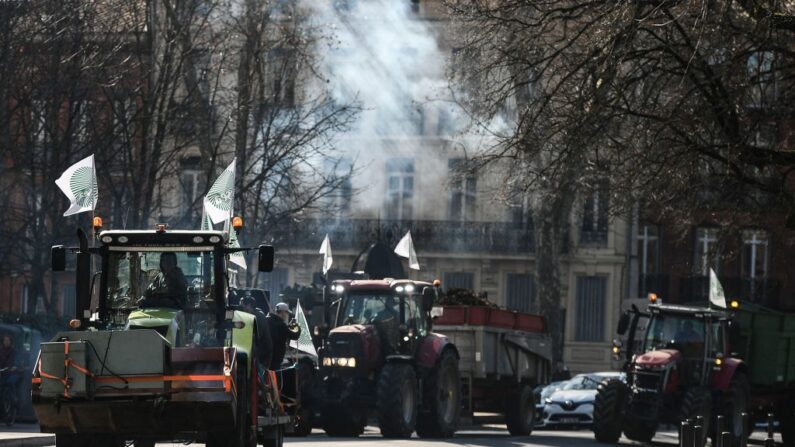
(241, 295, 273, 370)
(266, 302, 301, 370)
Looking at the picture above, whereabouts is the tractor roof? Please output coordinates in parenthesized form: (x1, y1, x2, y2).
(649, 302, 730, 319)
(98, 230, 227, 247)
(339, 278, 433, 291)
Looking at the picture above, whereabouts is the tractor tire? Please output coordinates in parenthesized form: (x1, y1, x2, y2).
(623, 419, 657, 444)
(322, 405, 364, 437)
(55, 434, 123, 447)
(133, 441, 155, 447)
(260, 424, 285, 447)
(592, 379, 628, 444)
(680, 387, 712, 447)
(714, 372, 750, 446)
(416, 350, 461, 438)
(207, 357, 255, 447)
(290, 406, 313, 437)
(504, 384, 535, 436)
(377, 363, 418, 438)
(780, 400, 795, 447)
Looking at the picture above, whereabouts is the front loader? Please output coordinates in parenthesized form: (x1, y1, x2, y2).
(31, 224, 290, 447)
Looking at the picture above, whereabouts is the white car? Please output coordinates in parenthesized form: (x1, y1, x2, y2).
(539, 372, 623, 429)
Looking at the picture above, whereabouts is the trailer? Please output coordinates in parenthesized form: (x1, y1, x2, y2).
(433, 305, 552, 436)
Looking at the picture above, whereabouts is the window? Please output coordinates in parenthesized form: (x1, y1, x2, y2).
(637, 224, 660, 296)
(694, 227, 720, 276)
(581, 184, 609, 244)
(410, 0, 420, 13)
(267, 48, 297, 108)
(262, 267, 289, 301)
(327, 158, 352, 216)
(442, 272, 474, 291)
(180, 157, 203, 217)
(62, 285, 76, 318)
(575, 276, 606, 342)
(21, 285, 29, 314)
(448, 159, 476, 222)
(506, 273, 536, 313)
(385, 158, 414, 221)
(747, 51, 777, 109)
(742, 230, 768, 288)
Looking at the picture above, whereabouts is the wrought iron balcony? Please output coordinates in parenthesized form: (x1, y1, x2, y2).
(271, 219, 535, 255)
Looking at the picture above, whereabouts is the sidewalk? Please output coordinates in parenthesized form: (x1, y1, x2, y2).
(0, 424, 54, 447)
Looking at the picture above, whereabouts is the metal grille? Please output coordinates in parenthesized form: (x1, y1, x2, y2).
(575, 276, 606, 341)
(632, 369, 663, 391)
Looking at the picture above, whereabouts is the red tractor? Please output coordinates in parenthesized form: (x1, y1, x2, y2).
(593, 298, 749, 446)
(317, 278, 460, 438)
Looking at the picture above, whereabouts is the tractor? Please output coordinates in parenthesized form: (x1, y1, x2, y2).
(317, 278, 461, 438)
(32, 224, 292, 447)
(593, 297, 749, 446)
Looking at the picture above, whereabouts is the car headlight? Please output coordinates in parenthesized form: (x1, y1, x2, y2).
(545, 398, 552, 404)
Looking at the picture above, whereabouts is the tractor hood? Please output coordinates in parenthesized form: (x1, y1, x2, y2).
(635, 349, 681, 368)
(326, 324, 381, 370)
(126, 308, 181, 346)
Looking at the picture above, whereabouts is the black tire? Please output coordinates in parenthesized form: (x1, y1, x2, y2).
(715, 372, 750, 446)
(207, 356, 255, 447)
(377, 363, 418, 438)
(623, 419, 657, 443)
(290, 406, 313, 437)
(680, 387, 712, 447)
(261, 424, 284, 447)
(417, 350, 461, 438)
(55, 434, 123, 447)
(322, 405, 365, 437)
(133, 441, 156, 447)
(780, 400, 795, 447)
(593, 379, 628, 443)
(504, 384, 535, 436)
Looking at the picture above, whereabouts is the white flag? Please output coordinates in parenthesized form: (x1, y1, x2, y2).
(709, 268, 726, 308)
(394, 231, 420, 270)
(319, 234, 333, 275)
(200, 203, 214, 231)
(54, 154, 98, 216)
(204, 158, 236, 224)
(289, 300, 318, 357)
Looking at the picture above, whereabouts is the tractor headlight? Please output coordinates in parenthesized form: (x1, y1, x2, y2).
(327, 357, 357, 368)
(322, 357, 332, 367)
(337, 357, 348, 367)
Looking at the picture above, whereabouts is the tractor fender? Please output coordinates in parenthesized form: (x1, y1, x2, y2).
(416, 333, 459, 369)
(232, 310, 257, 371)
(710, 358, 746, 392)
(386, 354, 414, 363)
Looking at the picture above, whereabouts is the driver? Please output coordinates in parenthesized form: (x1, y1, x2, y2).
(140, 253, 188, 308)
(374, 297, 399, 323)
(674, 321, 702, 344)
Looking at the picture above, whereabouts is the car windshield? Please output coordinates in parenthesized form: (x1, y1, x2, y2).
(644, 314, 705, 354)
(106, 249, 215, 310)
(562, 375, 603, 391)
(541, 382, 564, 399)
(340, 294, 399, 325)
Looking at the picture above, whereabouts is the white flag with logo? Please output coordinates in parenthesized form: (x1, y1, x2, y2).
(289, 300, 317, 357)
(55, 154, 98, 216)
(200, 203, 214, 231)
(204, 158, 236, 224)
(709, 268, 726, 308)
(319, 234, 333, 274)
(394, 231, 420, 270)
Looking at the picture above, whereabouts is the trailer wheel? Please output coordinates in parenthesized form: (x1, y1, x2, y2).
(680, 387, 712, 447)
(504, 384, 535, 436)
(377, 363, 418, 438)
(592, 379, 628, 443)
(417, 350, 460, 438)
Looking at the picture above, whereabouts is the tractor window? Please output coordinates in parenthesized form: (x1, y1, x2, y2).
(106, 249, 216, 311)
(405, 297, 427, 336)
(644, 315, 705, 355)
(710, 322, 725, 356)
(340, 294, 398, 325)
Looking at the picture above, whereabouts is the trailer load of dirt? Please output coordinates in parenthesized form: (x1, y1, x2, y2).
(436, 288, 499, 308)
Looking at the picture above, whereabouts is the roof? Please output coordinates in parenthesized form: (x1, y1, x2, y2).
(343, 279, 434, 291)
(98, 230, 227, 247)
(649, 303, 729, 318)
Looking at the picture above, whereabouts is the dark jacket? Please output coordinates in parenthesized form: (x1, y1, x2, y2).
(142, 268, 188, 308)
(0, 346, 15, 368)
(266, 312, 301, 370)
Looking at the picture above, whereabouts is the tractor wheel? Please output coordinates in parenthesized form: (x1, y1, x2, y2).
(133, 441, 155, 447)
(56, 435, 124, 447)
(377, 363, 418, 438)
(260, 424, 285, 447)
(592, 379, 628, 443)
(207, 357, 255, 447)
(714, 372, 750, 446)
(680, 387, 712, 447)
(322, 405, 364, 437)
(290, 405, 313, 437)
(504, 384, 535, 436)
(416, 350, 461, 438)
(780, 400, 795, 447)
(623, 419, 657, 444)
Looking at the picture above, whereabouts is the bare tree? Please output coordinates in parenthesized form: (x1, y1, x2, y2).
(446, 0, 795, 356)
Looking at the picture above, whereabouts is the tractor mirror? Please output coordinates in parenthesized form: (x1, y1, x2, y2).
(52, 245, 66, 272)
(421, 286, 435, 312)
(258, 245, 274, 272)
(617, 312, 631, 336)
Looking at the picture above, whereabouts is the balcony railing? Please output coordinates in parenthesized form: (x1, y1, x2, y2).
(271, 219, 535, 255)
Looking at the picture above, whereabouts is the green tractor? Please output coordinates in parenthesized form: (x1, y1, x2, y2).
(32, 225, 290, 447)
